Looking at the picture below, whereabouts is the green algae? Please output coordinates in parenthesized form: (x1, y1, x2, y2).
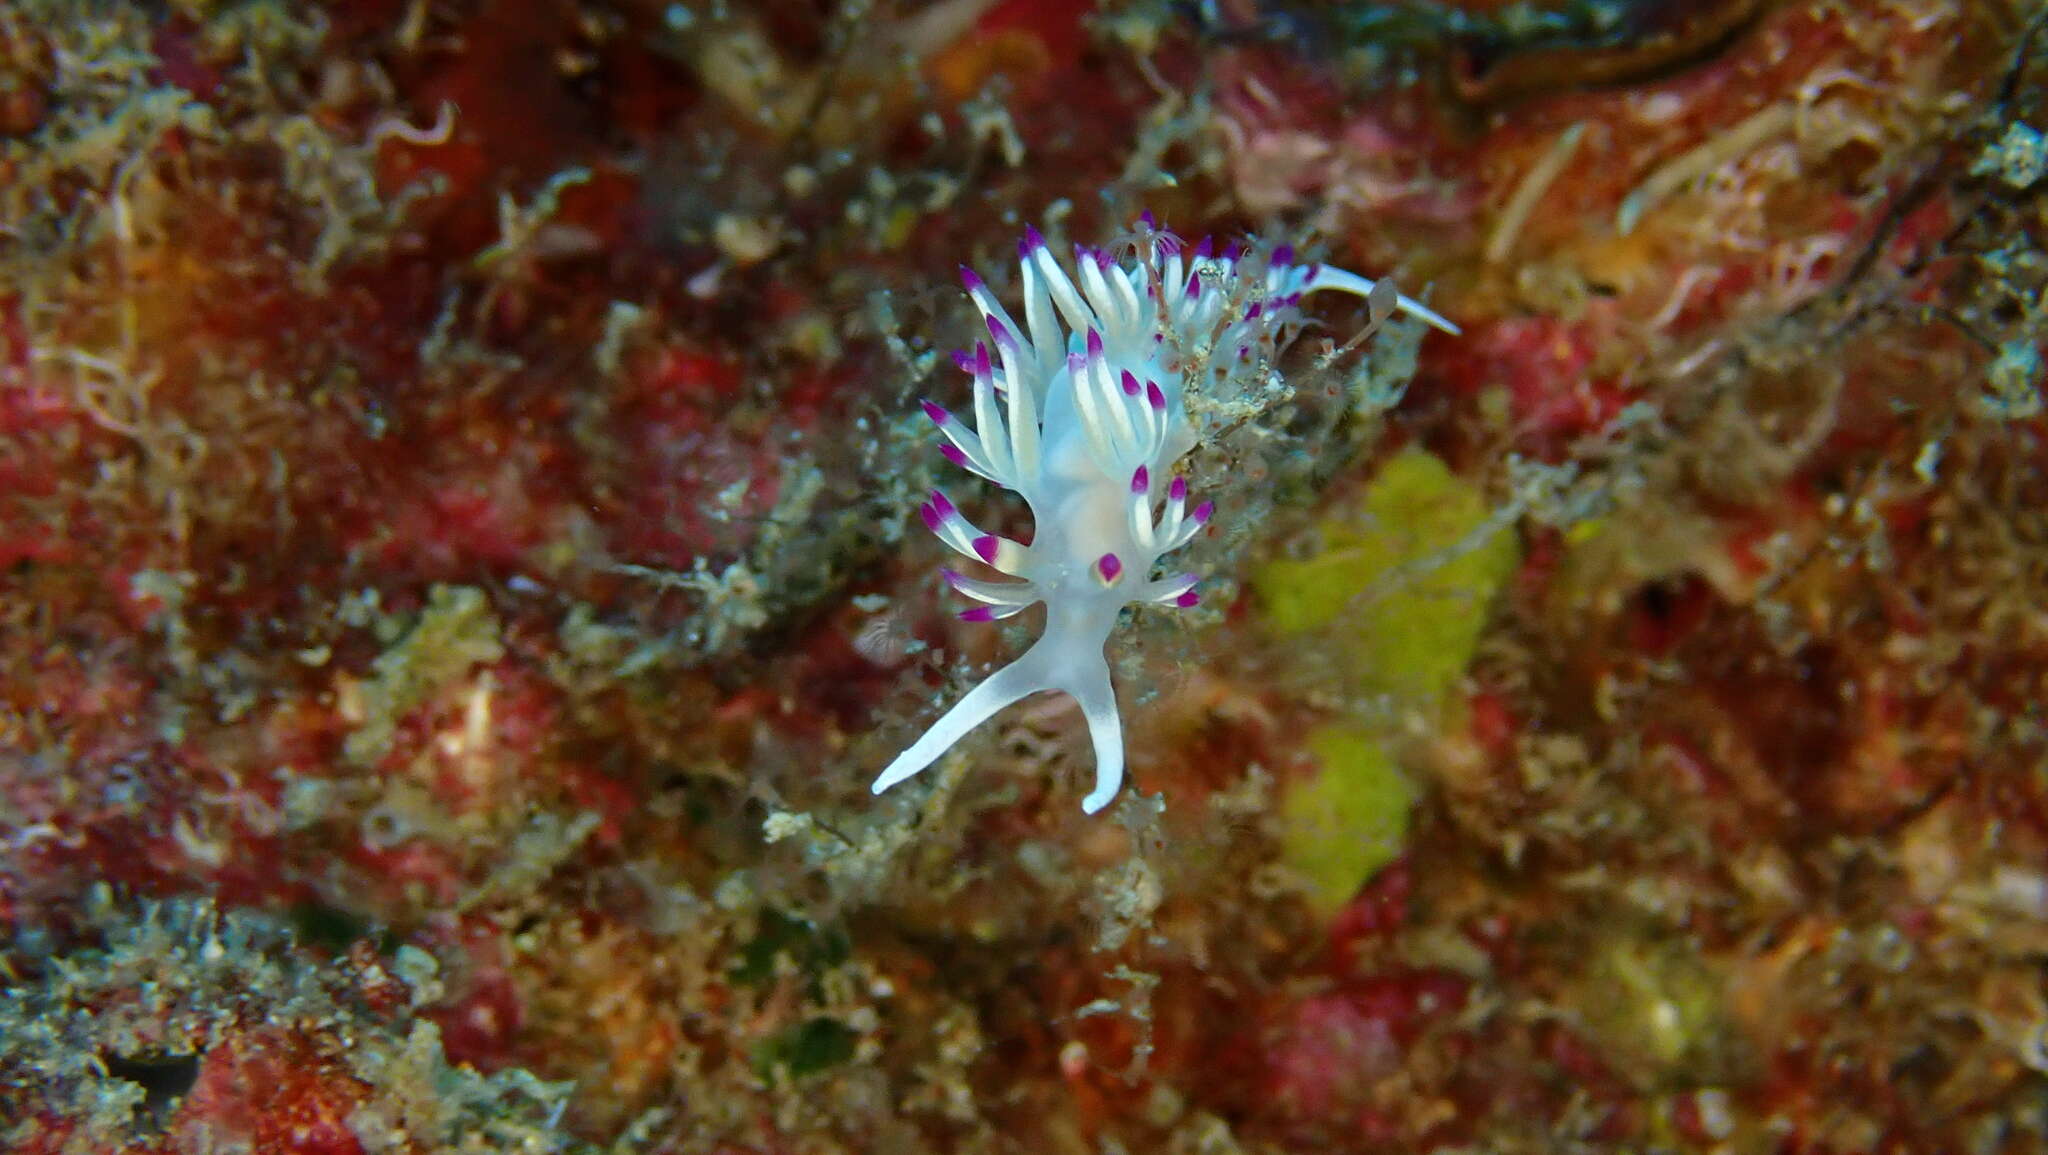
(1257, 448, 1518, 914)
(1279, 725, 1418, 914)
(1255, 446, 1518, 702)
(758, 1017, 860, 1078)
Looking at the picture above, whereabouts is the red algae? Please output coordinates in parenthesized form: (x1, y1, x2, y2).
(2, 0, 2046, 1151)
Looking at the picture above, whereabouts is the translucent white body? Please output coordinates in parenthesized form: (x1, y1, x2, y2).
(873, 225, 1457, 813)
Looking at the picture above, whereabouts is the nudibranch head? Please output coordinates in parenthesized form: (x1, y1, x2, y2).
(874, 219, 1457, 813)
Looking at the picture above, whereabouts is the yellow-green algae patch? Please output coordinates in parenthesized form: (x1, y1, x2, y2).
(1279, 726, 1417, 914)
(1256, 448, 1518, 913)
(1256, 447, 1518, 700)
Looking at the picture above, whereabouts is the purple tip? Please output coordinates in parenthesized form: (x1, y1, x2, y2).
(1120, 369, 1141, 396)
(1223, 241, 1244, 262)
(1086, 329, 1103, 358)
(1195, 236, 1213, 258)
(1191, 500, 1215, 525)
(931, 490, 955, 517)
(1271, 244, 1294, 266)
(1131, 466, 1149, 493)
(1146, 381, 1165, 411)
(940, 444, 969, 468)
(951, 350, 974, 372)
(919, 504, 941, 532)
(959, 265, 984, 291)
(1139, 210, 1157, 228)
(1174, 590, 1199, 608)
(1097, 553, 1123, 582)
(974, 343, 992, 377)
(922, 399, 949, 425)
(941, 568, 964, 587)
(959, 606, 996, 622)
(986, 314, 1013, 347)
(1156, 233, 1180, 257)
(1184, 270, 1202, 299)
(972, 534, 999, 564)
(1169, 475, 1187, 502)
(1023, 224, 1045, 252)
(1246, 301, 1263, 320)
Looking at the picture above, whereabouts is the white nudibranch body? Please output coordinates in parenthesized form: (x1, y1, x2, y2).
(872, 219, 1458, 813)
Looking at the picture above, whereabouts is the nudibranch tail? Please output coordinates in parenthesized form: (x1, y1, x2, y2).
(1066, 653, 1126, 814)
(873, 218, 1455, 812)
(870, 646, 1049, 801)
(871, 639, 1125, 813)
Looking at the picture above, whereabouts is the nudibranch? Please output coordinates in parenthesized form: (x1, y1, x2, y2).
(873, 220, 1459, 813)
